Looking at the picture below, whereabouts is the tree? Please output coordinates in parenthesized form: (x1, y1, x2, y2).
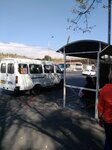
(67, 0, 109, 33)
(43, 55, 52, 61)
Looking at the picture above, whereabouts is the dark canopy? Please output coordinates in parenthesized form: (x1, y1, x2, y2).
(57, 40, 112, 59)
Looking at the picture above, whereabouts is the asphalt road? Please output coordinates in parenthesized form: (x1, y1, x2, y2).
(0, 72, 105, 150)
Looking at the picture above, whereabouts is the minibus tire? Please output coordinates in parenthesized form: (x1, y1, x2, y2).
(14, 90, 20, 96)
(14, 87, 20, 96)
(32, 85, 41, 95)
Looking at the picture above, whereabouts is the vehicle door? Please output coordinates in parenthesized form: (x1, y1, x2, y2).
(53, 65, 63, 84)
(0, 62, 7, 89)
(43, 64, 54, 87)
(18, 63, 33, 90)
(29, 64, 44, 86)
(6, 63, 16, 91)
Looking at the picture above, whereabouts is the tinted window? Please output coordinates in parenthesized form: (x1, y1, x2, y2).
(55, 65, 61, 73)
(44, 65, 54, 73)
(8, 63, 14, 74)
(1, 63, 6, 73)
(59, 64, 64, 68)
(76, 64, 82, 66)
(59, 64, 70, 69)
(18, 64, 28, 74)
(29, 64, 42, 74)
(66, 64, 70, 68)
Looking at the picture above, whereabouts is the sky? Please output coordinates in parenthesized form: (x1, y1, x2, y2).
(0, 0, 110, 58)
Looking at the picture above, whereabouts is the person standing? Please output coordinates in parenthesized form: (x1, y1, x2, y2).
(76, 76, 95, 108)
(97, 71, 112, 150)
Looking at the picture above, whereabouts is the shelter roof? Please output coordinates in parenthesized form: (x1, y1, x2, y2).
(57, 39, 112, 59)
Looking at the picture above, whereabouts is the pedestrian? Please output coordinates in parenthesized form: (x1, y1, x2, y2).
(76, 76, 95, 108)
(97, 71, 112, 150)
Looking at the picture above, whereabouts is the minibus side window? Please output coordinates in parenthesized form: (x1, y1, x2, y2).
(18, 64, 28, 74)
(55, 65, 61, 73)
(44, 65, 54, 73)
(1, 63, 6, 73)
(8, 63, 14, 74)
(29, 64, 42, 74)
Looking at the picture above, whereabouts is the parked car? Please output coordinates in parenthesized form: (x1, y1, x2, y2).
(58, 63, 70, 72)
(82, 69, 96, 76)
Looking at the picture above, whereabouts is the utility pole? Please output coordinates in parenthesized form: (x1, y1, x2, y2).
(47, 36, 54, 61)
(107, 0, 111, 62)
(108, 0, 111, 45)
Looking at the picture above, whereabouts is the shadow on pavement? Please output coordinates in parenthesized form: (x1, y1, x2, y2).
(0, 87, 104, 150)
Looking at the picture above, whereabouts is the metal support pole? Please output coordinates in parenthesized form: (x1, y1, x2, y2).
(63, 35, 70, 108)
(95, 43, 101, 119)
(108, 0, 111, 45)
(63, 47, 66, 108)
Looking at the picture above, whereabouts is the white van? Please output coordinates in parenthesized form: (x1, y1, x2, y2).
(0, 58, 63, 94)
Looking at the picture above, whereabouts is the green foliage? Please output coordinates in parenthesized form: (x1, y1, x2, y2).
(0, 53, 27, 59)
(42, 55, 52, 61)
(76, 0, 85, 4)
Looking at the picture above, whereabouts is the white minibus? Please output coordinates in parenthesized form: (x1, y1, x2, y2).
(0, 58, 63, 94)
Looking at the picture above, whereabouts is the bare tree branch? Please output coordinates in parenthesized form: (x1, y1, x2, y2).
(78, 0, 96, 15)
(67, 0, 105, 33)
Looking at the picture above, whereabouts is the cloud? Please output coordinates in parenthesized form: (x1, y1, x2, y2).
(0, 42, 63, 59)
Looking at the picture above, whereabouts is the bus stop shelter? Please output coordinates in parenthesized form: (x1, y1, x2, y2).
(57, 39, 112, 118)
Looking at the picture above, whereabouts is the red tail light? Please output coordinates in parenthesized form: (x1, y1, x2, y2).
(15, 76, 18, 84)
